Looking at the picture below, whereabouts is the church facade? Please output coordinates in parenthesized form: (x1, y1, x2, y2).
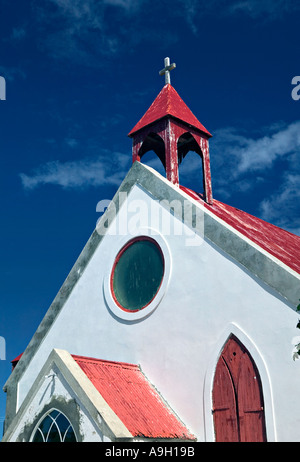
(2, 61, 300, 442)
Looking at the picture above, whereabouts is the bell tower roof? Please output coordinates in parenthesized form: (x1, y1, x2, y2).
(128, 57, 213, 204)
(128, 83, 212, 138)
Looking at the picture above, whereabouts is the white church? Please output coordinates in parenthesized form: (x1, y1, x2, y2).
(2, 59, 300, 442)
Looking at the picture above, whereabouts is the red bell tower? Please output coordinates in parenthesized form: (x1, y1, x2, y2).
(128, 58, 213, 204)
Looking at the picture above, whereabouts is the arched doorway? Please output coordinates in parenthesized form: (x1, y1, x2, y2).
(212, 335, 266, 442)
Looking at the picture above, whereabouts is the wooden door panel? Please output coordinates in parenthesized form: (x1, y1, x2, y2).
(212, 356, 239, 442)
(238, 351, 266, 442)
(239, 412, 266, 442)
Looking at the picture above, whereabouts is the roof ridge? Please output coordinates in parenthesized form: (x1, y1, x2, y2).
(72, 354, 139, 369)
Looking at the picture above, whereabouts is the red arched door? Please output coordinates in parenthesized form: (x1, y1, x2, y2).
(212, 335, 266, 442)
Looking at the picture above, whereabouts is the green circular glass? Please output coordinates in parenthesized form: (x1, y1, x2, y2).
(111, 238, 164, 312)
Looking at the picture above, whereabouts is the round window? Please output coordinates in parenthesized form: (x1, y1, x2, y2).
(110, 237, 164, 312)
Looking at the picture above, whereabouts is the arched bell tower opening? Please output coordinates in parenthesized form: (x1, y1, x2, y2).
(178, 132, 202, 162)
(139, 132, 166, 170)
(139, 149, 166, 177)
(177, 132, 205, 194)
(128, 58, 213, 204)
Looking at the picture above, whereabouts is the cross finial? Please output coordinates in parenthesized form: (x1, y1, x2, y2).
(159, 57, 176, 85)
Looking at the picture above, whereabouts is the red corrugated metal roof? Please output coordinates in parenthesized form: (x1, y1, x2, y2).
(128, 83, 211, 137)
(11, 353, 23, 370)
(72, 354, 195, 440)
(180, 186, 300, 275)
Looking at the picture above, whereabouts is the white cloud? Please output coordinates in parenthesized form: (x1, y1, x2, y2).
(33, 0, 146, 64)
(175, 0, 300, 35)
(20, 152, 131, 190)
(33, 1, 108, 63)
(211, 121, 300, 180)
(210, 121, 300, 235)
(177, 0, 199, 34)
(227, 0, 300, 18)
(259, 173, 300, 235)
(234, 121, 300, 175)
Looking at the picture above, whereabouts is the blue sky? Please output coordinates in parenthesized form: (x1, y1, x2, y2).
(0, 0, 300, 434)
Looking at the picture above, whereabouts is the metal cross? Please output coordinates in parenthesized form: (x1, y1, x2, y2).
(159, 57, 176, 85)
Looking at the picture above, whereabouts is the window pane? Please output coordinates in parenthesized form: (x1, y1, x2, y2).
(112, 239, 164, 311)
(55, 413, 71, 435)
(38, 415, 52, 436)
(32, 428, 44, 442)
(46, 421, 61, 442)
(63, 426, 77, 442)
(49, 410, 60, 420)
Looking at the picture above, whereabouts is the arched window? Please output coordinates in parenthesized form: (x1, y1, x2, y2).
(31, 409, 77, 442)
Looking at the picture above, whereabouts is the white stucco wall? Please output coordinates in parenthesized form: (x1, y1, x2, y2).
(15, 184, 300, 442)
